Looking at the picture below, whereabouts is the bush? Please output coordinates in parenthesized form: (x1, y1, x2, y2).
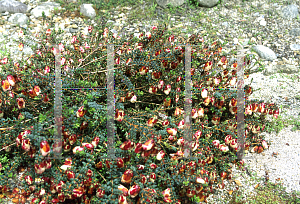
(0, 19, 280, 203)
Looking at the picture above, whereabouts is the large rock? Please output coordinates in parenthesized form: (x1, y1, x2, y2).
(251, 45, 277, 61)
(8, 13, 29, 26)
(0, 0, 28, 14)
(196, 0, 219, 8)
(156, 0, 220, 9)
(280, 4, 299, 20)
(80, 4, 96, 19)
(263, 64, 299, 76)
(156, 0, 185, 9)
(30, 2, 62, 18)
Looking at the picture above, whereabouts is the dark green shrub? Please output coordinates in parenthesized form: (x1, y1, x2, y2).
(0, 20, 280, 203)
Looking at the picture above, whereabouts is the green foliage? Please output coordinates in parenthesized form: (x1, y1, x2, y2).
(0, 18, 281, 203)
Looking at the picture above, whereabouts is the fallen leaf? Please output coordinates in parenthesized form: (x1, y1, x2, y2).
(234, 179, 242, 186)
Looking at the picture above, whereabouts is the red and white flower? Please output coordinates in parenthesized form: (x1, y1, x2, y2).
(115, 109, 125, 122)
(167, 128, 177, 136)
(128, 185, 141, 198)
(76, 106, 87, 117)
(164, 84, 171, 95)
(40, 140, 50, 157)
(121, 169, 133, 184)
(219, 144, 229, 152)
(156, 150, 165, 160)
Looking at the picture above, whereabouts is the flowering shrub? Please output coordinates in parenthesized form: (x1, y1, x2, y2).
(0, 20, 281, 203)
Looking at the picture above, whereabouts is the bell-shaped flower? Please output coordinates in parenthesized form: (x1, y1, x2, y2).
(137, 165, 145, 170)
(212, 115, 221, 125)
(18, 42, 24, 51)
(82, 143, 94, 150)
(212, 140, 220, 148)
(273, 109, 279, 119)
(152, 71, 162, 80)
(229, 138, 238, 150)
(176, 76, 182, 82)
(157, 80, 164, 89)
(258, 102, 266, 113)
(21, 139, 31, 152)
(115, 109, 125, 122)
(60, 157, 72, 171)
(69, 134, 77, 145)
(261, 140, 269, 149)
(174, 107, 184, 116)
(72, 187, 84, 198)
(128, 185, 141, 198)
(80, 121, 88, 131)
(177, 137, 185, 146)
(96, 188, 105, 198)
(191, 108, 198, 119)
(35, 162, 46, 174)
(121, 169, 133, 184)
(149, 172, 156, 182)
(28, 89, 37, 98)
(40, 140, 50, 157)
(156, 150, 165, 160)
(150, 163, 158, 170)
(224, 135, 233, 146)
(147, 116, 158, 127)
(201, 89, 208, 98)
(162, 120, 169, 126)
(167, 128, 177, 136)
(120, 140, 134, 151)
(139, 66, 149, 75)
(17, 98, 25, 109)
(175, 94, 179, 103)
(164, 84, 171, 95)
(245, 104, 253, 115)
(219, 144, 229, 152)
(162, 188, 172, 203)
(116, 158, 124, 168)
(6, 75, 16, 87)
(149, 86, 158, 94)
(76, 106, 87, 117)
(118, 195, 127, 204)
(197, 108, 204, 118)
(177, 119, 185, 129)
(142, 139, 155, 151)
(229, 98, 237, 107)
(194, 130, 202, 140)
(44, 157, 52, 169)
(118, 184, 128, 196)
(130, 94, 137, 103)
(66, 170, 75, 180)
(86, 169, 93, 177)
(134, 143, 143, 153)
(25, 175, 33, 185)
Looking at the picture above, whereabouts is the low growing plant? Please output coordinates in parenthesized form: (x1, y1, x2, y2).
(0, 20, 281, 204)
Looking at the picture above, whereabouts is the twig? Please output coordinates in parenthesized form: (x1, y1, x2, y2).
(98, 170, 107, 182)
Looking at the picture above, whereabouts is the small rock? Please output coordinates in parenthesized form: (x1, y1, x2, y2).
(70, 24, 78, 28)
(234, 179, 242, 186)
